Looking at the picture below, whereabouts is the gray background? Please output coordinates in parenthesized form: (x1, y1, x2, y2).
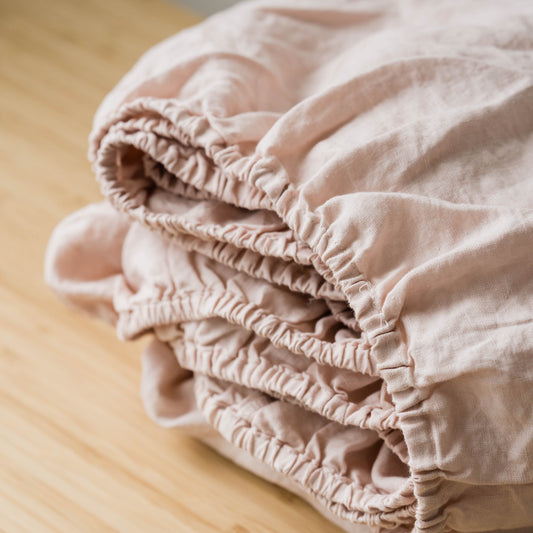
(173, 0, 240, 15)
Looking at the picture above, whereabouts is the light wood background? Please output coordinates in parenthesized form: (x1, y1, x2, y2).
(0, 0, 343, 531)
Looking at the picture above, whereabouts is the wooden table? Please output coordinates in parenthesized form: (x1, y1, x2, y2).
(0, 1, 343, 531)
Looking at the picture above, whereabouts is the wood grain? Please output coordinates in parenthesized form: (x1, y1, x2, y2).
(0, 0, 344, 531)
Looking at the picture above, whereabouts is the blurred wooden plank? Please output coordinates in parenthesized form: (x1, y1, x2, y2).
(0, 0, 343, 531)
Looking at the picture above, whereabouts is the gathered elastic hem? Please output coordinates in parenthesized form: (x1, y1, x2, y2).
(117, 287, 376, 375)
(196, 375, 416, 528)
(92, 97, 448, 532)
(175, 341, 400, 434)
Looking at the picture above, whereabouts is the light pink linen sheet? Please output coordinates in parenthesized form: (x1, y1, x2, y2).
(45, 1, 533, 531)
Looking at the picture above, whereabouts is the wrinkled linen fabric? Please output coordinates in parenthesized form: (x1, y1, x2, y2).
(44, 0, 533, 531)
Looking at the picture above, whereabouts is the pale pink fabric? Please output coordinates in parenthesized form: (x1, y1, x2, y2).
(45, 1, 533, 531)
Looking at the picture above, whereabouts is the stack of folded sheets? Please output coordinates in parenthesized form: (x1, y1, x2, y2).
(45, 1, 533, 531)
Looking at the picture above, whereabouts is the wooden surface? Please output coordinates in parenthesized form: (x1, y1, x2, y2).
(0, 1, 343, 532)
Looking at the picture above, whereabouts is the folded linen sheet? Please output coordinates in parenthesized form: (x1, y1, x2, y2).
(45, 1, 533, 531)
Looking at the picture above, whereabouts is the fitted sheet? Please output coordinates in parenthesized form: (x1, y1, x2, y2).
(45, 1, 533, 531)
